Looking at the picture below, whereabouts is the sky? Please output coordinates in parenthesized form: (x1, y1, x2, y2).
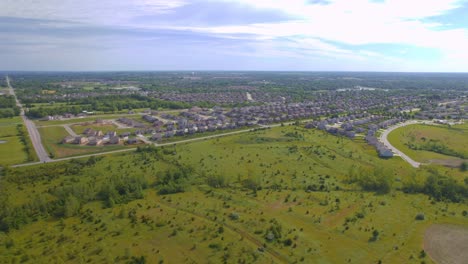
(1, 0, 468, 71)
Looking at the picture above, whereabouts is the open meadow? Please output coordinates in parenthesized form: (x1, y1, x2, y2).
(1, 125, 467, 263)
(0, 117, 34, 165)
(387, 123, 468, 166)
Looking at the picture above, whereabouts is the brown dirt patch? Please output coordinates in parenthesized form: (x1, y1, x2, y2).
(428, 159, 465, 168)
(424, 224, 468, 264)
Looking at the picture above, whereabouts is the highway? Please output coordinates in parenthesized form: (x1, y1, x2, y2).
(6, 76, 51, 162)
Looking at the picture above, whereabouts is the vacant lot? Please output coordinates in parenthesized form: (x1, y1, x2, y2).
(0, 117, 30, 165)
(388, 124, 468, 164)
(424, 224, 468, 264)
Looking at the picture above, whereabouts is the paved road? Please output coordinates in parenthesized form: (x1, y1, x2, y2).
(63, 124, 78, 137)
(379, 120, 426, 168)
(6, 76, 51, 162)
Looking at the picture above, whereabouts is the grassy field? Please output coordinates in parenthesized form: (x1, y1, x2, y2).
(0, 117, 31, 165)
(38, 126, 132, 158)
(424, 224, 468, 264)
(30, 102, 82, 109)
(0, 125, 467, 263)
(388, 123, 468, 165)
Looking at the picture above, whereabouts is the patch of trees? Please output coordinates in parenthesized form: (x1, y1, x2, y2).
(25, 95, 191, 118)
(461, 162, 468, 172)
(98, 174, 147, 208)
(407, 140, 467, 159)
(402, 170, 468, 203)
(0, 96, 20, 118)
(347, 166, 392, 194)
(16, 124, 36, 162)
(0, 157, 143, 232)
(155, 166, 193, 195)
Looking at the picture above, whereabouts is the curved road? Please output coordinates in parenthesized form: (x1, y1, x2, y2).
(6, 76, 51, 162)
(379, 120, 427, 168)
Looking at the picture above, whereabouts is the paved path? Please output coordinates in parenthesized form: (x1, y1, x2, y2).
(379, 120, 429, 168)
(6, 76, 51, 162)
(63, 124, 78, 137)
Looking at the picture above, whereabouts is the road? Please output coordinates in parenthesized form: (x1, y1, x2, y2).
(6, 76, 51, 162)
(63, 124, 78, 137)
(379, 120, 426, 168)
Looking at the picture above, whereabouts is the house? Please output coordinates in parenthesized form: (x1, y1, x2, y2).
(120, 132, 131, 138)
(83, 128, 103, 137)
(109, 136, 122, 144)
(74, 136, 89, 145)
(127, 138, 139, 144)
(165, 131, 175, 138)
(88, 137, 103, 146)
(62, 135, 75, 144)
(106, 131, 117, 138)
(378, 148, 394, 158)
(151, 133, 162, 141)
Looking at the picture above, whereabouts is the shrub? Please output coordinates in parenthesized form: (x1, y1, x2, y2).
(283, 238, 293, 246)
(415, 213, 425, 221)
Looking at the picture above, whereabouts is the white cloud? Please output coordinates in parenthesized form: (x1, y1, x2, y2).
(171, 0, 468, 69)
(0, 0, 187, 25)
(2, 0, 468, 70)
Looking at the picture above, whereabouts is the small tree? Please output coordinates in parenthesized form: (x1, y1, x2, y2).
(415, 213, 425, 221)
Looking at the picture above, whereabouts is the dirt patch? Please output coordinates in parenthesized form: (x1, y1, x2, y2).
(0, 140, 6, 144)
(424, 224, 468, 264)
(428, 159, 465, 168)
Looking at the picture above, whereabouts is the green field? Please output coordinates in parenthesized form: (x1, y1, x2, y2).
(30, 102, 80, 109)
(38, 126, 133, 158)
(1, 125, 467, 263)
(0, 117, 31, 165)
(388, 123, 468, 165)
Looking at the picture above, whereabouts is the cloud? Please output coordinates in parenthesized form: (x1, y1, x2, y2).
(1, 0, 468, 71)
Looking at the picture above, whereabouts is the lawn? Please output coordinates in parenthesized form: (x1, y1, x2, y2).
(0, 135, 29, 165)
(1, 125, 467, 263)
(388, 123, 468, 164)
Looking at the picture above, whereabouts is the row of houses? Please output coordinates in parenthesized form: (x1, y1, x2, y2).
(365, 118, 403, 158)
(62, 129, 141, 146)
(116, 117, 146, 128)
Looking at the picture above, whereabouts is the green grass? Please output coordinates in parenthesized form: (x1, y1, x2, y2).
(1, 126, 467, 263)
(388, 124, 468, 163)
(0, 136, 29, 165)
(0, 117, 32, 165)
(34, 114, 138, 126)
(0, 116, 22, 125)
(30, 102, 78, 109)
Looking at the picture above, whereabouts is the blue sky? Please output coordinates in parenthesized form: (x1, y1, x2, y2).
(1, 0, 468, 71)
